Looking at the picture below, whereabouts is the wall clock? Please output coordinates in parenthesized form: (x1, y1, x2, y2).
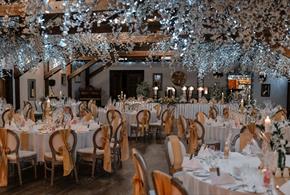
(171, 71, 186, 86)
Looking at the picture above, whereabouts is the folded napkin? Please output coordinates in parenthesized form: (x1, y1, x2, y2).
(182, 158, 203, 170)
(210, 173, 236, 185)
(279, 180, 290, 195)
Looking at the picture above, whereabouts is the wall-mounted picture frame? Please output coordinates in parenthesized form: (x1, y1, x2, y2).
(153, 73, 162, 89)
(261, 84, 271, 97)
(28, 79, 36, 100)
(61, 73, 66, 85)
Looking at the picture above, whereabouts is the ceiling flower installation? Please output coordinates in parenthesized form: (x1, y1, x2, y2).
(0, 0, 288, 78)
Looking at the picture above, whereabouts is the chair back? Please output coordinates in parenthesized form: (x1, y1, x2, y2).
(230, 134, 240, 152)
(132, 148, 151, 195)
(152, 170, 188, 195)
(136, 109, 151, 127)
(192, 120, 205, 144)
(2, 109, 13, 127)
(48, 129, 77, 159)
(240, 124, 264, 149)
(165, 136, 186, 174)
(93, 125, 112, 150)
(106, 109, 122, 137)
(23, 101, 32, 117)
(195, 112, 207, 125)
(0, 129, 19, 156)
(79, 102, 87, 115)
(208, 106, 218, 120)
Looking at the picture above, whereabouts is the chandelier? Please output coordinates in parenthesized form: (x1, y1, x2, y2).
(0, 0, 288, 78)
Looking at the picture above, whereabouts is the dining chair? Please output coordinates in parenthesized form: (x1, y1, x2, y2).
(191, 119, 219, 151)
(149, 108, 168, 139)
(165, 135, 186, 174)
(2, 128, 37, 185)
(230, 134, 241, 152)
(106, 109, 123, 137)
(44, 129, 78, 186)
(76, 126, 109, 177)
(161, 108, 175, 137)
(177, 114, 188, 141)
(2, 108, 13, 127)
(110, 122, 124, 170)
(208, 106, 218, 120)
(195, 112, 207, 125)
(132, 148, 155, 195)
(152, 170, 188, 195)
(79, 101, 88, 117)
(131, 109, 151, 140)
(23, 101, 32, 118)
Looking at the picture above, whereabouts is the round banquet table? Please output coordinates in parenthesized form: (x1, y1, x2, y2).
(8, 122, 100, 162)
(175, 153, 290, 195)
(98, 108, 158, 137)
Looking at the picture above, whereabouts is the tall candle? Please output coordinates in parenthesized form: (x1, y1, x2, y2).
(264, 116, 271, 132)
(204, 87, 208, 95)
(221, 92, 224, 104)
(189, 86, 194, 99)
(182, 86, 187, 97)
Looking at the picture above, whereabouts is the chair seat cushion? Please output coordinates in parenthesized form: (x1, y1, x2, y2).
(44, 152, 63, 161)
(150, 121, 161, 126)
(77, 147, 104, 155)
(7, 150, 36, 161)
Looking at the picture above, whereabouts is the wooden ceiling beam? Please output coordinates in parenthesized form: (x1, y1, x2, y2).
(0, 4, 25, 16)
(118, 50, 174, 57)
(0, 0, 111, 16)
(69, 59, 97, 79)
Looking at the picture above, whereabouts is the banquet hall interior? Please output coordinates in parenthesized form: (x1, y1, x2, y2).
(0, 0, 290, 195)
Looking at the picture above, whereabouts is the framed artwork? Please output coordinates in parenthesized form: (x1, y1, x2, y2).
(27, 79, 36, 100)
(153, 73, 162, 89)
(61, 74, 66, 85)
(261, 84, 270, 97)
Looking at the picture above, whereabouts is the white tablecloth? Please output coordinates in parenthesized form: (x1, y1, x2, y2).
(10, 122, 100, 162)
(203, 121, 241, 150)
(117, 102, 227, 119)
(175, 153, 283, 195)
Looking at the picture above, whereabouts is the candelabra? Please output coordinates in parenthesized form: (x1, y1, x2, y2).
(118, 91, 126, 112)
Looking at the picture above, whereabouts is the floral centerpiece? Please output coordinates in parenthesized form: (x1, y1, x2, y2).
(270, 122, 289, 169)
(158, 97, 178, 105)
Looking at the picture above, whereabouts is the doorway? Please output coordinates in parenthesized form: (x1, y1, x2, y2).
(110, 70, 144, 100)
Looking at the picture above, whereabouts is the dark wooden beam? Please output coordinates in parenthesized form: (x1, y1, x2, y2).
(44, 66, 62, 80)
(89, 62, 112, 79)
(45, 21, 161, 35)
(69, 60, 97, 79)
